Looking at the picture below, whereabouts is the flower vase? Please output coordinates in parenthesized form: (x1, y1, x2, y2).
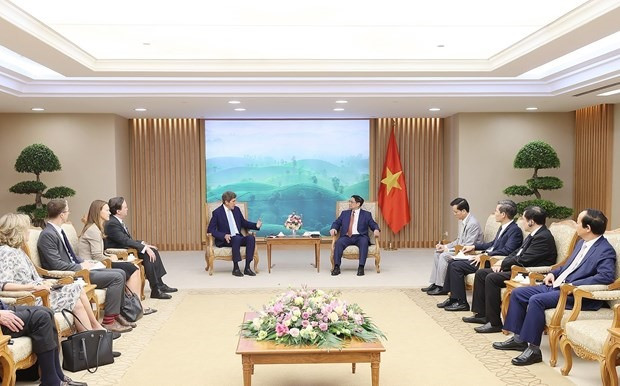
(291, 229, 297, 237)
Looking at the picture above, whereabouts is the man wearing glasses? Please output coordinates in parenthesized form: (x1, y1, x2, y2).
(330, 195, 380, 276)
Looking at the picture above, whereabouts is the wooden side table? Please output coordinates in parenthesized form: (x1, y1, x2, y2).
(265, 237, 322, 273)
(605, 327, 620, 386)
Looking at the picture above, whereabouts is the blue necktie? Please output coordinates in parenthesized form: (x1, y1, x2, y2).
(61, 229, 80, 264)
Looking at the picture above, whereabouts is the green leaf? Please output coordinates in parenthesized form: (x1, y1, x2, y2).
(43, 186, 76, 199)
(527, 177, 563, 191)
(15, 144, 61, 174)
(503, 185, 534, 197)
(513, 141, 560, 169)
(515, 199, 573, 220)
(9, 180, 47, 194)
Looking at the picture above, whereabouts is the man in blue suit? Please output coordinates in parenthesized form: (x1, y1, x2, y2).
(437, 199, 523, 311)
(493, 208, 616, 366)
(207, 191, 262, 277)
(330, 195, 381, 276)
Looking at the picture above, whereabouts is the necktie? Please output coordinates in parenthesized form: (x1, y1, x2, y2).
(226, 209, 239, 235)
(122, 221, 130, 236)
(554, 243, 589, 288)
(487, 226, 503, 252)
(347, 211, 355, 237)
(61, 229, 79, 264)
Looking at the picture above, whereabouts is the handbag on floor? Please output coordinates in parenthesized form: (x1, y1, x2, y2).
(60, 309, 114, 373)
(121, 285, 144, 322)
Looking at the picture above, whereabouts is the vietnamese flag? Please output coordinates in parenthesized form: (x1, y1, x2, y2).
(378, 128, 411, 233)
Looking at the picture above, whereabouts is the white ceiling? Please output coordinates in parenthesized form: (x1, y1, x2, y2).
(0, 0, 618, 118)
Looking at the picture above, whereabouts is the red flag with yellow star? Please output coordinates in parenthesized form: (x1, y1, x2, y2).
(378, 128, 410, 233)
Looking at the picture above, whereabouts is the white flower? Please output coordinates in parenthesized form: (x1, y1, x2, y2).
(257, 330, 268, 340)
(291, 316, 298, 322)
(294, 297, 304, 306)
(289, 328, 300, 337)
(284, 319, 291, 327)
(252, 317, 263, 330)
(293, 308, 301, 317)
(329, 312, 339, 323)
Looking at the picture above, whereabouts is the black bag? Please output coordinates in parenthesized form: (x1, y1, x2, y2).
(120, 285, 143, 322)
(60, 310, 114, 373)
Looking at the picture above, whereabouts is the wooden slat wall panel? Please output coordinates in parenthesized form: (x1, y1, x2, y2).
(370, 118, 443, 248)
(574, 104, 614, 222)
(129, 119, 204, 250)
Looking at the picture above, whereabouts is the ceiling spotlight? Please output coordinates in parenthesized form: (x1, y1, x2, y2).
(234, 108, 246, 111)
(436, 44, 445, 48)
(228, 100, 241, 104)
(333, 108, 345, 111)
(335, 100, 348, 104)
(31, 107, 45, 111)
(429, 107, 441, 112)
(526, 107, 538, 111)
(134, 108, 147, 112)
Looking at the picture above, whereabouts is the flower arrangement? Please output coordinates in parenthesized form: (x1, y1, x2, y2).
(240, 287, 386, 348)
(284, 212, 303, 231)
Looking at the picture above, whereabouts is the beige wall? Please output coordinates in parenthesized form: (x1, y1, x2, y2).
(612, 104, 620, 228)
(0, 113, 130, 227)
(442, 112, 575, 239)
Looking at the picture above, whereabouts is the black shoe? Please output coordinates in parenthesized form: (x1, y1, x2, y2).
(474, 322, 503, 333)
(357, 267, 365, 276)
(511, 347, 543, 366)
(437, 298, 457, 308)
(421, 284, 438, 292)
(331, 266, 341, 276)
(150, 290, 172, 299)
(112, 351, 121, 358)
(158, 284, 178, 293)
(493, 337, 528, 351)
(445, 301, 470, 311)
(427, 286, 449, 296)
(244, 267, 256, 276)
(232, 268, 244, 277)
(462, 315, 487, 324)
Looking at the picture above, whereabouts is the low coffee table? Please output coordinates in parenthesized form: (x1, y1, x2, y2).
(265, 236, 322, 273)
(236, 312, 385, 386)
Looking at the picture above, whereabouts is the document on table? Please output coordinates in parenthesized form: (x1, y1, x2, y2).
(453, 251, 470, 260)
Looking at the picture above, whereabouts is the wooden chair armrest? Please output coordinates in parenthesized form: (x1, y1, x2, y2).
(608, 279, 620, 290)
(205, 233, 215, 248)
(102, 258, 112, 269)
(374, 236, 381, 249)
(31, 289, 50, 307)
(477, 254, 491, 267)
(106, 248, 129, 259)
(15, 294, 37, 306)
(549, 284, 577, 327)
(57, 277, 74, 285)
(0, 334, 10, 343)
(74, 269, 91, 285)
(0, 290, 33, 299)
(510, 265, 530, 279)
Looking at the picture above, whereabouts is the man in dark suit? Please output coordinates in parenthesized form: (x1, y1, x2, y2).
(330, 195, 381, 276)
(494, 209, 616, 366)
(104, 196, 177, 299)
(207, 191, 261, 277)
(438, 199, 523, 311)
(38, 199, 131, 333)
(462, 206, 557, 333)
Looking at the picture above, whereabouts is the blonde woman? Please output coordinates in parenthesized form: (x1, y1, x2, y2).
(0, 213, 104, 332)
(78, 200, 156, 317)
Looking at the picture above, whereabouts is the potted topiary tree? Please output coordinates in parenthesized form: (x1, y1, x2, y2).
(503, 141, 573, 219)
(9, 144, 76, 227)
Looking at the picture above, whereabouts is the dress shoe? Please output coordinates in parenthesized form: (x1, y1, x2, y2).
(421, 283, 438, 292)
(511, 347, 543, 366)
(474, 322, 503, 333)
(243, 267, 256, 276)
(331, 266, 341, 276)
(63, 376, 88, 386)
(232, 268, 244, 277)
(492, 337, 528, 351)
(113, 351, 121, 358)
(102, 320, 132, 333)
(143, 307, 157, 315)
(116, 314, 137, 328)
(437, 298, 457, 308)
(158, 284, 178, 293)
(150, 290, 172, 299)
(427, 286, 449, 296)
(357, 267, 365, 276)
(444, 301, 470, 311)
(462, 315, 487, 324)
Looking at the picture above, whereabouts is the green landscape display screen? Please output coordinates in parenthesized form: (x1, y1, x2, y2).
(205, 120, 369, 236)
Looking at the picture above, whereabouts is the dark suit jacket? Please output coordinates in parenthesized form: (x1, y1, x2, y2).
(474, 221, 523, 257)
(331, 209, 380, 241)
(500, 225, 557, 271)
(551, 237, 616, 287)
(207, 205, 260, 248)
(103, 216, 144, 251)
(38, 223, 83, 272)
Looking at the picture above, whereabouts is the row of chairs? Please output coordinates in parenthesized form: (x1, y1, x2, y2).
(203, 200, 382, 275)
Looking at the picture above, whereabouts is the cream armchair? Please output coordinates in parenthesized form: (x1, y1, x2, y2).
(204, 201, 259, 275)
(329, 201, 381, 273)
(464, 214, 501, 289)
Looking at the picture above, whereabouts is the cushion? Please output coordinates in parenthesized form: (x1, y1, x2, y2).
(565, 319, 614, 355)
(8, 337, 33, 362)
(483, 214, 501, 244)
(343, 244, 379, 256)
(212, 246, 251, 258)
(544, 308, 614, 327)
(26, 228, 42, 267)
(94, 288, 107, 304)
(548, 220, 577, 264)
(55, 311, 73, 332)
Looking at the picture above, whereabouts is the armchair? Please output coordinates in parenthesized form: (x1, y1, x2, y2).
(464, 214, 501, 289)
(204, 201, 259, 275)
(329, 201, 381, 273)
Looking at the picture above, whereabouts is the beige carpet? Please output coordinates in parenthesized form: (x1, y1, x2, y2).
(51, 288, 575, 386)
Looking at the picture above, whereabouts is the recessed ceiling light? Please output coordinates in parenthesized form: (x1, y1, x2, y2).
(134, 108, 147, 112)
(429, 107, 441, 112)
(598, 89, 620, 96)
(526, 107, 538, 111)
(142, 42, 151, 46)
(31, 107, 45, 111)
(333, 108, 345, 111)
(228, 100, 241, 104)
(234, 108, 246, 111)
(335, 100, 348, 104)
(436, 44, 445, 48)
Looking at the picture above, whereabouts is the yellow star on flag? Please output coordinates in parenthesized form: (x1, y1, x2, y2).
(381, 167, 402, 195)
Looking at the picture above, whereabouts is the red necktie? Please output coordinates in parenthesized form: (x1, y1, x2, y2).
(347, 211, 355, 237)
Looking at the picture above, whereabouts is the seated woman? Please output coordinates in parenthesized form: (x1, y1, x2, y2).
(0, 213, 104, 333)
(1, 300, 87, 386)
(78, 200, 156, 318)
